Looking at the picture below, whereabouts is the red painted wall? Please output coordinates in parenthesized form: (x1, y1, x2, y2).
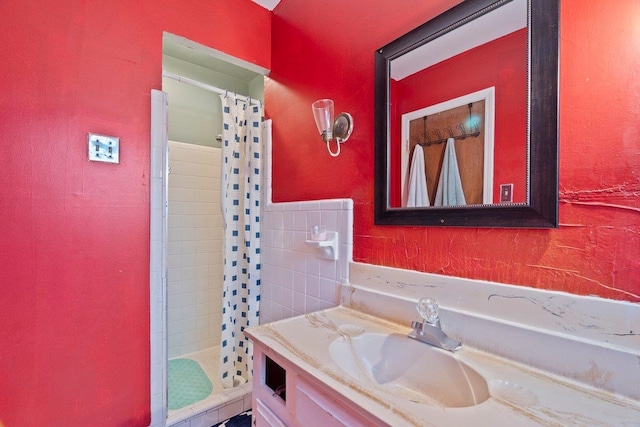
(0, 1, 270, 426)
(267, 0, 639, 302)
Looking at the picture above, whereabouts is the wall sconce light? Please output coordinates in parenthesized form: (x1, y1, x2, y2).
(311, 99, 354, 157)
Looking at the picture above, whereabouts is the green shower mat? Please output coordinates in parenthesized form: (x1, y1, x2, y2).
(168, 358, 213, 410)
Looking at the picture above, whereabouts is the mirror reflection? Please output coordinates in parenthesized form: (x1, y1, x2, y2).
(388, 0, 527, 208)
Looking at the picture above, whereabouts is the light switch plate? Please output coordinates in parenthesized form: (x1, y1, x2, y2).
(500, 183, 513, 203)
(88, 133, 119, 164)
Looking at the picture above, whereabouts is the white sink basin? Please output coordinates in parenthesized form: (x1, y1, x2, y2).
(329, 332, 490, 408)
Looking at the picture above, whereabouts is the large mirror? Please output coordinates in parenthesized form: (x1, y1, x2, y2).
(374, 0, 559, 227)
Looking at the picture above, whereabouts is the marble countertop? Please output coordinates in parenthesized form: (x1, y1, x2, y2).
(246, 306, 640, 427)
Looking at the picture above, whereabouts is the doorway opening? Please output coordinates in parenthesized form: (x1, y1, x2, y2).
(150, 32, 268, 427)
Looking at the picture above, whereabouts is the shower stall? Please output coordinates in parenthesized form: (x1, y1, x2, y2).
(166, 140, 227, 413)
(155, 33, 266, 426)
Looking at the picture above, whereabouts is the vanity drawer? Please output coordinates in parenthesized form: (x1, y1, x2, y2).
(294, 379, 374, 427)
(255, 398, 287, 427)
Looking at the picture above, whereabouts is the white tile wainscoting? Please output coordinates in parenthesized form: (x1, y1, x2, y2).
(260, 198, 353, 324)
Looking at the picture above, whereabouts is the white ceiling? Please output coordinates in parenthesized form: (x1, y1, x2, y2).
(251, 0, 280, 11)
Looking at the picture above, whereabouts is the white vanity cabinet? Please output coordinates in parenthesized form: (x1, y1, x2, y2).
(251, 342, 385, 427)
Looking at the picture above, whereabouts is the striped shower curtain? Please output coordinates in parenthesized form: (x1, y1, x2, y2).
(219, 94, 262, 389)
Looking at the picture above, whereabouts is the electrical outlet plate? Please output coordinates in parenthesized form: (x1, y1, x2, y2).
(500, 183, 514, 203)
(88, 133, 119, 164)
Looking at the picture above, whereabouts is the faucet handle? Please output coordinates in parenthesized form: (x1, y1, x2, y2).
(417, 297, 439, 325)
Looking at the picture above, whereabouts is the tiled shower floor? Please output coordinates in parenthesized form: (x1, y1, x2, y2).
(168, 347, 252, 427)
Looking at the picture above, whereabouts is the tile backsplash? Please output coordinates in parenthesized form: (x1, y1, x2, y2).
(259, 199, 353, 324)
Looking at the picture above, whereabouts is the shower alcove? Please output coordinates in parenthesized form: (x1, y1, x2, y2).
(150, 33, 268, 427)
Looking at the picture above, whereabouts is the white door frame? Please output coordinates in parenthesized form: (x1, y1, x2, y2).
(149, 89, 169, 427)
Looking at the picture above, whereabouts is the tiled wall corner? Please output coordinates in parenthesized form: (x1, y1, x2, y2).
(167, 141, 223, 358)
(260, 199, 353, 324)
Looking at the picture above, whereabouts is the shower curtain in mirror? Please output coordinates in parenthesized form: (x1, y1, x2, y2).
(219, 94, 262, 389)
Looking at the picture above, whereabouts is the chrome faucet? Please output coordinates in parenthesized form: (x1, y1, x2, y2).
(409, 297, 461, 352)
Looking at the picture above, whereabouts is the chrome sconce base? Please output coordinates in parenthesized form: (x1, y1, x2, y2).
(312, 99, 354, 157)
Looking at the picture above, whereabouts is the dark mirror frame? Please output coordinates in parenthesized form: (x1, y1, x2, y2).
(374, 0, 559, 228)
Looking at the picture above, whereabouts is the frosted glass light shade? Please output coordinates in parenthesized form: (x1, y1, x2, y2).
(312, 99, 334, 141)
(311, 98, 354, 157)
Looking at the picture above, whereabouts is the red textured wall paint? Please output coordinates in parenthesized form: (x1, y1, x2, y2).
(267, 0, 640, 302)
(389, 29, 527, 206)
(0, 1, 270, 426)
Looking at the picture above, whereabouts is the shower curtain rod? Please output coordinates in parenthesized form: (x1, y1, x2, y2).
(162, 71, 261, 106)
